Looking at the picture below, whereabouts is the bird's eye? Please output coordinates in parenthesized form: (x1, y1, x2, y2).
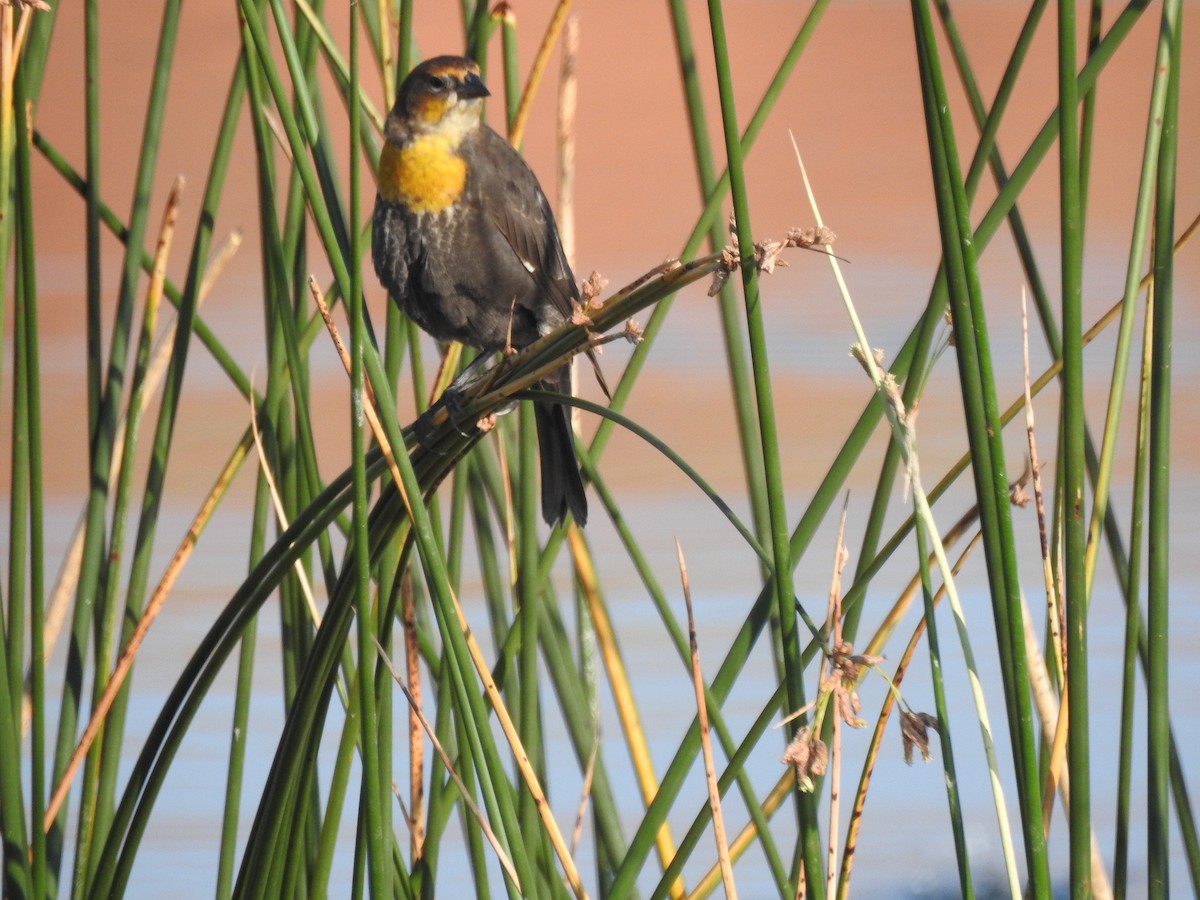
(425, 74, 447, 91)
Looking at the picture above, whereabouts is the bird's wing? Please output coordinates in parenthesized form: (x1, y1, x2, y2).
(490, 202, 577, 322)
(476, 128, 611, 399)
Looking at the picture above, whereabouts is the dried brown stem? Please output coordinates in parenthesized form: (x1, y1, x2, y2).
(677, 539, 737, 900)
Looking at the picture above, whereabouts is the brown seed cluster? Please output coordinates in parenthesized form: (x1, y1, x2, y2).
(900, 710, 940, 765)
(708, 222, 836, 295)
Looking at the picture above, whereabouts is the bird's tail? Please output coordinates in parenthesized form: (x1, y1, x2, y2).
(533, 370, 587, 527)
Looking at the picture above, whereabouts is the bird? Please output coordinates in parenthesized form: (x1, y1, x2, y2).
(372, 55, 591, 527)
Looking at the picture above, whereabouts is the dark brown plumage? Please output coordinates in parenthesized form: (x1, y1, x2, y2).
(372, 55, 588, 525)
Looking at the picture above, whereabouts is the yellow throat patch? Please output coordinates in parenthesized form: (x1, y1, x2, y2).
(378, 135, 467, 214)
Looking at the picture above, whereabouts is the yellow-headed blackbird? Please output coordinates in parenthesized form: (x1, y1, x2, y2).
(372, 55, 588, 526)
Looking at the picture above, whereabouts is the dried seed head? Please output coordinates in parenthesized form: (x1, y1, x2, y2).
(834, 685, 865, 728)
(707, 226, 831, 295)
(581, 270, 608, 308)
(849, 343, 886, 370)
(824, 642, 883, 730)
(782, 726, 828, 792)
(709, 246, 740, 296)
(1010, 482, 1031, 508)
(570, 302, 594, 327)
(754, 239, 789, 275)
(786, 226, 836, 248)
(900, 710, 940, 765)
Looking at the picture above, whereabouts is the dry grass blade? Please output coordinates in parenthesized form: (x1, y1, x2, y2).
(793, 136, 1024, 892)
(41, 176, 187, 830)
(1022, 288, 1065, 684)
(837, 531, 981, 897)
(374, 0, 393, 102)
(825, 504, 850, 900)
(570, 730, 599, 856)
(856, 504, 985, 663)
(144, 176, 184, 321)
(987, 209, 1199, 463)
(400, 574, 424, 858)
(196, 229, 244, 304)
(692, 771, 795, 898)
(374, 641, 521, 893)
(260, 102, 295, 163)
(568, 525, 684, 897)
(552, 46, 623, 857)
(1019, 598, 1113, 898)
(451, 580, 590, 899)
(557, 13, 579, 265)
(1023, 286, 1073, 844)
(508, 0, 574, 148)
(44, 435, 250, 832)
(677, 538, 737, 900)
(22, 228, 239, 736)
(248, 386, 322, 627)
(309, 276, 413, 524)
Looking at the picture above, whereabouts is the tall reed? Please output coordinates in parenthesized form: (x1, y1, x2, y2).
(1, 2, 1194, 897)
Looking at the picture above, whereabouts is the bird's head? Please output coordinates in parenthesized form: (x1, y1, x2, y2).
(386, 56, 490, 144)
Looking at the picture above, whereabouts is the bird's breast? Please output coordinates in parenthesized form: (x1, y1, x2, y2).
(377, 135, 467, 214)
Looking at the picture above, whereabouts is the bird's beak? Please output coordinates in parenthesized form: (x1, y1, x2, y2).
(458, 71, 490, 100)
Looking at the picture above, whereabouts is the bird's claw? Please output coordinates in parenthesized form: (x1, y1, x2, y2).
(437, 387, 477, 438)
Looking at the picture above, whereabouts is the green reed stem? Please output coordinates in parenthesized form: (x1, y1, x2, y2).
(74, 189, 167, 894)
(349, 5, 391, 895)
(705, 6, 819, 892)
(84, 0, 101, 487)
(912, 2, 1048, 893)
(573, 440, 790, 894)
(8, 56, 44, 898)
(215, 475, 268, 900)
(588, 8, 823, 468)
(1147, 5, 1181, 896)
(53, 0, 183, 883)
(1055, 2, 1092, 894)
(1114, 287, 1155, 899)
(912, 516, 972, 899)
(667, 0, 782, 552)
(20, 4, 1188, 897)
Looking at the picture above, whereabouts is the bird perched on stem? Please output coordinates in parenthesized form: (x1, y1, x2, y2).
(372, 55, 594, 527)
